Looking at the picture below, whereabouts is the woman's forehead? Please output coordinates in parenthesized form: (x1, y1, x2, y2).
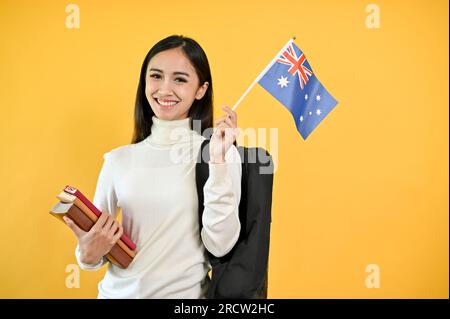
(147, 48, 195, 74)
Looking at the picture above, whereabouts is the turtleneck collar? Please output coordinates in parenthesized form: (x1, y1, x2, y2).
(145, 115, 199, 146)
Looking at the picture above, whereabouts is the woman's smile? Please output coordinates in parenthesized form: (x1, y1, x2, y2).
(154, 97, 180, 110)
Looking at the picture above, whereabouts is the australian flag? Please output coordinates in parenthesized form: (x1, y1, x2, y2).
(258, 40, 338, 139)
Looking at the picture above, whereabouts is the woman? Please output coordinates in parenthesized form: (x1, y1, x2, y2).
(63, 35, 242, 298)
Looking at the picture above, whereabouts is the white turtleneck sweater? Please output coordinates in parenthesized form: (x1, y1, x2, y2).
(74, 116, 242, 299)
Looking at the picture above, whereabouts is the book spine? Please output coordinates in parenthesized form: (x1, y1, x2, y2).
(67, 204, 95, 232)
(64, 185, 137, 251)
(67, 204, 132, 269)
(71, 197, 136, 258)
(105, 253, 121, 268)
(109, 244, 133, 268)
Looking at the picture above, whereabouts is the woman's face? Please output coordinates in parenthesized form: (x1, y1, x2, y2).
(145, 47, 209, 121)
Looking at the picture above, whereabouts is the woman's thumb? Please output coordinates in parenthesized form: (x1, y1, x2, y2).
(63, 216, 84, 237)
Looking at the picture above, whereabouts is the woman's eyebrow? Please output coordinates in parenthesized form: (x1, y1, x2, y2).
(149, 68, 190, 77)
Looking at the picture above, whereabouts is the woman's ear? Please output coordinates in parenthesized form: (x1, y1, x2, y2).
(195, 81, 209, 100)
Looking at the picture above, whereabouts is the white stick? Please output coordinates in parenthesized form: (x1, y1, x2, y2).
(231, 37, 295, 111)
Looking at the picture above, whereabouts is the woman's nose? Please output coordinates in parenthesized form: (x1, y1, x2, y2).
(158, 79, 174, 94)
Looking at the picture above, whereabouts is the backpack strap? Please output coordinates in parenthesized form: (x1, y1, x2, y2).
(195, 138, 210, 241)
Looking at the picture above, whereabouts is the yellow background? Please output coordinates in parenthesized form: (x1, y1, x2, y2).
(0, 0, 448, 298)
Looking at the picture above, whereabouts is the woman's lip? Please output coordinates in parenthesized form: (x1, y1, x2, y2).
(155, 98, 179, 107)
(155, 98, 179, 103)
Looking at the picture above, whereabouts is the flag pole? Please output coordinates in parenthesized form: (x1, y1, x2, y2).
(231, 36, 296, 111)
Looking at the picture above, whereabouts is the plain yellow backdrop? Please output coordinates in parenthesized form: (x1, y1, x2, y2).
(0, 0, 448, 298)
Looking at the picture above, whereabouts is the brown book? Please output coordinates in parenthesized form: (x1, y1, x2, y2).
(57, 191, 136, 258)
(50, 201, 133, 268)
(63, 185, 136, 250)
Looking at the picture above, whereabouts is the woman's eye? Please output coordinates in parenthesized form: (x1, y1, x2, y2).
(149, 74, 186, 83)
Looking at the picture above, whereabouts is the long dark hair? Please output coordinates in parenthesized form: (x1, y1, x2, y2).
(131, 35, 214, 144)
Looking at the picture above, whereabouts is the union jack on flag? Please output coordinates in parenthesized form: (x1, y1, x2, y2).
(276, 43, 313, 90)
(258, 39, 338, 140)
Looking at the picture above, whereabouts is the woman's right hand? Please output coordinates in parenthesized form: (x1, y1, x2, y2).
(63, 212, 123, 265)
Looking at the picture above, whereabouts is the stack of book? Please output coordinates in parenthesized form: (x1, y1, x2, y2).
(50, 185, 136, 268)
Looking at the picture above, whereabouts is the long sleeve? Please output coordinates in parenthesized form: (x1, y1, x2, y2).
(75, 151, 119, 271)
(201, 145, 242, 258)
(75, 245, 106, 270)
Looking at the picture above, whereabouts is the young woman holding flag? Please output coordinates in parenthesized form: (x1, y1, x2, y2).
(63, 35, 242, 299)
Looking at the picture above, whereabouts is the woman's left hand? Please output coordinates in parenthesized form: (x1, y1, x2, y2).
(209, 105, 239, 164)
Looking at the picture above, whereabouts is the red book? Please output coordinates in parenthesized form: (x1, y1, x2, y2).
(50, 201, 133, 268)
(64, 185, 137, 251)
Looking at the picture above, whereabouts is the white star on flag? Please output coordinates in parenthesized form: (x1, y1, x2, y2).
(277, 76, 289, 88)
(316, 109, 321, 115)
(305, 94, 308, 100)
(316, 95, 321, 101)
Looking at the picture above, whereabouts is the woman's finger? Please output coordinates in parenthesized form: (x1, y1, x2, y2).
(215, 115, 229, 126)
(221, 105, 237, 126)
(108, 220, 120, 238)
(223, 116, 234, 127)
(216, 116, 234, 129)
(92, 212, 109, 231)
(112, 226, 124, 242)
(223, 116, 234, 128)
(63, 216, 86, 238)
(102, 215, 115, 232)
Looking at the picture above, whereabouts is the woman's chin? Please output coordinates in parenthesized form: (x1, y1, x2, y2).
(153, 109, 190, 121)
(156, 115, 170, 120)
(154, 113, 181, 121)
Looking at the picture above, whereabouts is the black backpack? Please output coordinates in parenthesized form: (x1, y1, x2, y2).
(195, 139, 274, 299)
